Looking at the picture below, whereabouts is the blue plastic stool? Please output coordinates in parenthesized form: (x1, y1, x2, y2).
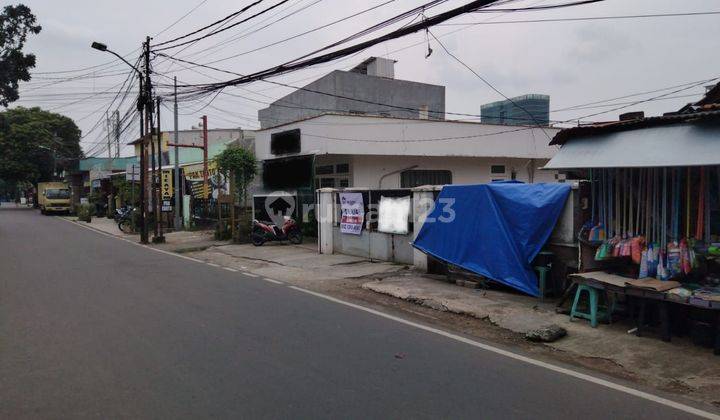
(570, 284, 606, 328)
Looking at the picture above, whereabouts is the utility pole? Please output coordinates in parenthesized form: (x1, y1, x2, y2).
(52, 148, 57, 180)
(130, 163, 136, 208)
(173, 76, 182, 230)
(202, 115, 209, 219)
(155, 97, 165, 243)
(138, 75, 148, 244)
(150, 125, 158, 239)
(114, 110, 120, 158)
(144, 35, 153, 244)
(106, 111, 112, 165)
(107, 110, 115, 216)
(52, 132, 61, 179)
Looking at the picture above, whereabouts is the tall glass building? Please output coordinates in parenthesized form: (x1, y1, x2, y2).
(480, 94, 550, 126)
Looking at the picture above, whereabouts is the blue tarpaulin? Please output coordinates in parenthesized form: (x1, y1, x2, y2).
(413, 182, 571, 296)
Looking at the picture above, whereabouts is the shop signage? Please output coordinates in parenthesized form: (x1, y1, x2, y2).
(89, 167, 111, 181)
(126, 164, 140, 181)
(161, 170, 173, 199)
(340, 192, 364, 235)
(184, 161, 226, 199)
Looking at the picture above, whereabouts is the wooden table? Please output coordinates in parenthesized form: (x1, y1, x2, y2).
(566, 272, 720, 355)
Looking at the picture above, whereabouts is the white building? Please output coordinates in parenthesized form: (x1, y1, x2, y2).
(254, 113, 561, 194)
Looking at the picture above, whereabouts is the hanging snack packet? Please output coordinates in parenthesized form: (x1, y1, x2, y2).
(666, 242, 681, 277)
(657, 251, 669, 280)
(631, 236, 644, 264)
(647, 243, 658, 278)
(639, 248, 649, 278)
(680, 239, 692, 274)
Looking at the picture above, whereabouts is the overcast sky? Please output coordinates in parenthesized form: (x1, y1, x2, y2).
(13, 0, 720, 156)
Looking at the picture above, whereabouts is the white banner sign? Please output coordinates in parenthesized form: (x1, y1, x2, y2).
(378, 195, 411, 235)
(340, 192, 364, 235)
(89, 167, 111, 181)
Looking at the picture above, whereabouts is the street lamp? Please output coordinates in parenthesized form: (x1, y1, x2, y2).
(91, 42, 141, 79)
(91, 41, 149, 244)
(90, 41, 107, 51)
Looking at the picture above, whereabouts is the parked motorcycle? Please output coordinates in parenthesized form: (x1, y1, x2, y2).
(116, 206, 136, 234)
(251, 217, 302, 246)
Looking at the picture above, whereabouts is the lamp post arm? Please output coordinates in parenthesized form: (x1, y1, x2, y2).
(106, 49, 143, 78)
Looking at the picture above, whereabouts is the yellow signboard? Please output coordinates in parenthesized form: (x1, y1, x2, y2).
(161, 170, 173, 199)
(161, 132, 171, 152)
(183, 161, 227, 199)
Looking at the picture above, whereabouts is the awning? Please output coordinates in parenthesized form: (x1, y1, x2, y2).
(544, 122, 720, 169)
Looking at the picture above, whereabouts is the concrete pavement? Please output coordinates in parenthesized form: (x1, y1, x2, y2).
(1, 207, 717, 419)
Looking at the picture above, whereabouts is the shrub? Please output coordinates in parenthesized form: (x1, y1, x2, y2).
(132, 209, 155, 232)
(233, 210, 253, 243)
(77, 203, 93, 223)
(215, 220, 232, 240)
(301, 208, 317, 238)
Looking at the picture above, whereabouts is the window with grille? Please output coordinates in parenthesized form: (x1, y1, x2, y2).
(319, 178, 335, 188)
(315, 165, 334, 175)
(400, 170, 452, 188)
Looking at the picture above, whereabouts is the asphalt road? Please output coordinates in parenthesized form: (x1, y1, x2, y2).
(0, 207, 715, 419)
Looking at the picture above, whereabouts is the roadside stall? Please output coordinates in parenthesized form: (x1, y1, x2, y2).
(545, 108, 720, 354)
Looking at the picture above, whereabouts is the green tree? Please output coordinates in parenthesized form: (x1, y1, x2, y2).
(214, 145, 257, 241)
(215, 145, 257, 208)
(0, 107, 83, 186)
(112, 177, 139, 206)
(0, 4, 41, 106)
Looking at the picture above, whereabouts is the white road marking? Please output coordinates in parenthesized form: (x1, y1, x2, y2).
(287, 286, 720, 420)
(58, 217, 720, 419)
(262, 278, 284, 285)
(223, 267, 238, 272)
(206, 263, 220, 268)
(148, 247, 204, 263)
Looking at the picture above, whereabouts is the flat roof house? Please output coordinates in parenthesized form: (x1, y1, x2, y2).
(254, 113, 560, 227)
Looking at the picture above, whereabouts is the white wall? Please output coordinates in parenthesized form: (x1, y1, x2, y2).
(255, 114, 559, 161)
(351, 155, 558, 189)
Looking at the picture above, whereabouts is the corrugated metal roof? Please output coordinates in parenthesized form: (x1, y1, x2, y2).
(549, 109, 720, 145)
(544, 121, 720, 169)
(551, 81, 720, 146)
